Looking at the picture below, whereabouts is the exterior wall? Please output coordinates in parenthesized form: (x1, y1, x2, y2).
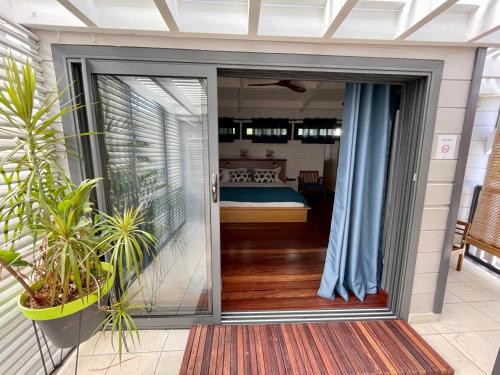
(458, 96, 499, 220)
(34, 29, 476, 319)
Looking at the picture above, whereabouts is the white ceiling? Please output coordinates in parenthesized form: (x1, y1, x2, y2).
(218, 77, 345, 115)
(1, 0, 499, 46)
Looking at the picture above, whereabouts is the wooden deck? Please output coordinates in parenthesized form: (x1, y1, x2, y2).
(179, 320, 454, 375)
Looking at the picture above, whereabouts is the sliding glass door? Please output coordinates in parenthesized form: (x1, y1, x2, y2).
(80, 61, 220, 326)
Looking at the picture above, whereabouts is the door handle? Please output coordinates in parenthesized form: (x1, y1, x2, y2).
(211, 173, 218, 203)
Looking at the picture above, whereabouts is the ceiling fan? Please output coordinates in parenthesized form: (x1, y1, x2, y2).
(247, 80, 306, 93)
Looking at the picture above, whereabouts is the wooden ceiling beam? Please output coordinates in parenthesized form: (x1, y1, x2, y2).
(395, 0, 459, 40)
(56, 0, 98, 27)
(153, 0, 180, 32)
(322, 0, 359, 38)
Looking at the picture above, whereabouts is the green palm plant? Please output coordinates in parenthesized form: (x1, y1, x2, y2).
(0, 57, 157, 357)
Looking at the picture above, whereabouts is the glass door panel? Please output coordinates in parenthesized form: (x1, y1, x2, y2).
(83, 62, 219, 324)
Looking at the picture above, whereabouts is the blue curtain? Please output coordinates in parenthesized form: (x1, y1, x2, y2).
(318, 83, 392, 301)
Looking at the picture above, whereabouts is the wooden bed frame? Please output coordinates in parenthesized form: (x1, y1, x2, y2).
(220, 206, 310, 223)
(219, 158, 310, 223)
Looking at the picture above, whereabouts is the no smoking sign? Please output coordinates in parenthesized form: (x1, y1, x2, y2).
(435, 135, 458, 159)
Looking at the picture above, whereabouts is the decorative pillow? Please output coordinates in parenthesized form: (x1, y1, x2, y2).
(229, 169, 252, 183)
(220, 168, 245, 183)
(253, 167, 281, 183)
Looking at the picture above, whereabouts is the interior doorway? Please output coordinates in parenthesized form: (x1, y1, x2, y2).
(217, 73, 393, 313)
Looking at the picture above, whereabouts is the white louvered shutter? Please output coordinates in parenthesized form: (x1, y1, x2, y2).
(96, 76, 179, 248)
(97, 75, 137, 209)
(165, 113, 185, 234)
(131, 91, 171, 246)
(0, 16, 70, 375)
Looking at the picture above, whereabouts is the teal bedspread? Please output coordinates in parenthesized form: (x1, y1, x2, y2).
(220, 187, 308, 206)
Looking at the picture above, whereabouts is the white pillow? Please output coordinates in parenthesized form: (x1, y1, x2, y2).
(229, 169, 252, 183)
(253, 167, 281, 183)
(220, 168, 246, 183)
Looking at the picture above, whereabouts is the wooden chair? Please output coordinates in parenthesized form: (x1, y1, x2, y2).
(298, 170, 327, 199)
(452, 220, 471, 271)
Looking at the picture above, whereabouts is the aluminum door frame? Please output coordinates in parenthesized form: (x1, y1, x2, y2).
(53, 45, 444, 323)
(57, 57, 221, 328)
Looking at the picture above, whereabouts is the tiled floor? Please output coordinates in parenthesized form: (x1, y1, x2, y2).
(56, 329, 190, 375)
(57, 258, 500, 375)
(411, 258, 500, 375)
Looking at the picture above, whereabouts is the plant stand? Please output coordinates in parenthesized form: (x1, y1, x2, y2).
(32, 311, 82, 375)
(32, 311, 130, 375)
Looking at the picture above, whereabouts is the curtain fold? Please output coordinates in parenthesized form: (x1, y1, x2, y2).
(318, 83, 392, 301)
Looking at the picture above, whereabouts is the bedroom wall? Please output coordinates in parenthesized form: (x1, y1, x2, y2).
(219, 140, 326, 189)
(35, 30, 476, 321)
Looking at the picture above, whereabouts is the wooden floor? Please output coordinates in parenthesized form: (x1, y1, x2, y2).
(179, 320, 454, 374)
(221, 195, 388, 311)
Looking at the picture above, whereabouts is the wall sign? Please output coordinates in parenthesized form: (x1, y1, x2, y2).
(435, 134, 458, 159)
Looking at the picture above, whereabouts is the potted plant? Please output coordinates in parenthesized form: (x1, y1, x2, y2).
(0, 58, 155, 355)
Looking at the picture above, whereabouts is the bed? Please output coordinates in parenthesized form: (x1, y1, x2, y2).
(219, 159, 310, 223)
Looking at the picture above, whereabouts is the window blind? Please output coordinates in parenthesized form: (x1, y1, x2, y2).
(98, 75, 137, 209)
(165, 113, 185, 234)
(0, 15, 69, 375)
(131, 91, 170, 247)
(467, 126, 500, 257)
(96, 76, 185, 247)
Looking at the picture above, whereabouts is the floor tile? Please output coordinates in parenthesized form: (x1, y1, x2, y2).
(430, 302, 500, 333)
(124, 330, 169, 353)
(164, 329, 190, 351)
(411, 323, 438, 335)
(75, 333, 102, 356)
(155, 351, 185, 375)
(445, 282, 492, 302)
(447, 269, 485, 283)
(442, 332, 499, 374)
(443, 289, 464, 304)
(56, 354, 115, 375)
(77, 331, 120, 356)
(466, 280, 500, 301)
(423, 335, 486, 375)
(106, 352, 162, 375)
(471, 301, 500, 324)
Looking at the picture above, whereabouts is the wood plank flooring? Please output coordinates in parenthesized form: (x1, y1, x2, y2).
(179, 320, 454, 375)
(222, 248, 388, 311)
(221, 195, 388, 311)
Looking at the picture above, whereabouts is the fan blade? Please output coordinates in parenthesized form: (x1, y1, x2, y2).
(247, 82, 280, 86)
(277, 80, 306, 93)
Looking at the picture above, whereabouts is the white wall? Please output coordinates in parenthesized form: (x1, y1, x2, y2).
(34, 30, 476, 320)
(458, 96, 499, 221)
(219, 140, 326, 188)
